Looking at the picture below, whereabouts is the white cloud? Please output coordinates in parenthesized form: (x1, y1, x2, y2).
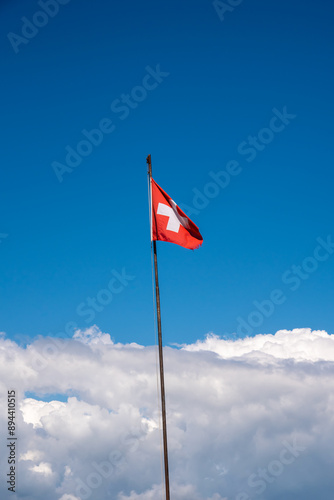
(117, 483, 217, 500)
(183, 328, 334, 361)
(20, 450, 43, 462)
(21, 399, 66, 428)
(29, 462, 53, 476)
(73, 325, 114, 345)
(0, 327, 334, 499)
(59, 495, 81, 500)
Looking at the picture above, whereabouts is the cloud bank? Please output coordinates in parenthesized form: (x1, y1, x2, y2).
(1, 327, 334, 500)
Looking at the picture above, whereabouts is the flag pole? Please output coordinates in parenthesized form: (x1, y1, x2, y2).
(147, 154, 171, 500)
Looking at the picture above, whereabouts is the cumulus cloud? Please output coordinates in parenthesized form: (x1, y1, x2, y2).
(29, 462, 53, 476)
(73, 325, 114, 345)
(1, 327, 334, 500)
(183, 328, 334, 362)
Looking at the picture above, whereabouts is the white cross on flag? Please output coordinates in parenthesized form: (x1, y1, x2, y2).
(151, 178, 203, 250)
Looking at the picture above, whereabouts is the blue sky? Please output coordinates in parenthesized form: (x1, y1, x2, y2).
(1, 0, 333, 347)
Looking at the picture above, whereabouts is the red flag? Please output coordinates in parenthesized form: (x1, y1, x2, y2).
(151, 178, 203, 250)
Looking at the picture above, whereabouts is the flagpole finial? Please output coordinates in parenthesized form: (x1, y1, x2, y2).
(147, 154, 152, 177)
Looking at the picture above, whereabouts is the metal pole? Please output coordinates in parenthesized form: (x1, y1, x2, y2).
(147, 154, 171, 500)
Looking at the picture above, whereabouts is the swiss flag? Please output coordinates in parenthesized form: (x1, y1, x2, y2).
(151, 178, 203, 250)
